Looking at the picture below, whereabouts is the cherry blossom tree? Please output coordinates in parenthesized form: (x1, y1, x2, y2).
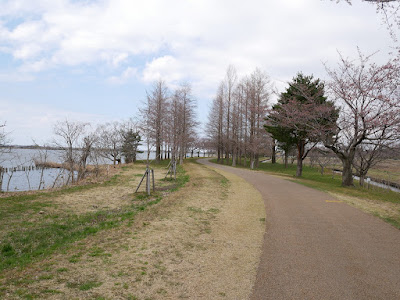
(324, 50, 400, 186)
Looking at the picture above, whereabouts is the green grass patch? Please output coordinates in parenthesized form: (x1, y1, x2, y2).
(41, 289, 63, 295)
(79, 281, 103, 291)
(88, 247, 111, 257)
(211, 158, 400, 204)
(67, 280, 102, 291)
(56, 267, 68, 273)
(0, 163, 190, 272)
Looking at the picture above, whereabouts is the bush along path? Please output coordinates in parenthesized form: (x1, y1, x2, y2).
(0, 160, 266, 299)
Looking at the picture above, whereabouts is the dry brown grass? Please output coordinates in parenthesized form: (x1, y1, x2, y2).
(330, 192, 400, 226)
(0, 161, 265, 299)
(368, 159, 400, 184)
(48, 164, 166, 215)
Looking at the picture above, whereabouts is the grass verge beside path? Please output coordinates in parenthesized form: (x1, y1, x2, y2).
(0, 160, 265, 300)
(0, 162, 187, 272)
(211, 159, 400, 229)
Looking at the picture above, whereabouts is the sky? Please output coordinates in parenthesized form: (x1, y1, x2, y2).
(0, 0, 397, 145)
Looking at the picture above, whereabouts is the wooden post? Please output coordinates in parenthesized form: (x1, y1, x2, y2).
(146, 167, 150, 195)
(135, 169, 147, 193)
(152, 169, 155, 191)
(174, 160, 176, 180)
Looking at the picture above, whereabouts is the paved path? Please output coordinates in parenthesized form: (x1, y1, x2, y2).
(199, 159, 400, 300)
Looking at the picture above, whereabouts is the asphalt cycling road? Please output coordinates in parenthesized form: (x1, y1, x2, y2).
(199, 159, 400, 300)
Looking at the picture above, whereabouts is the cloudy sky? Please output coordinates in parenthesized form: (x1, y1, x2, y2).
(0, 0, 397, 145)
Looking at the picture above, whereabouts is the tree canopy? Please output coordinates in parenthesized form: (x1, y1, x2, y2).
(266, 73, 338, 176)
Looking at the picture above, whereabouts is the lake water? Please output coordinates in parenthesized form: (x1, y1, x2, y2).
(0, 148, 155, 192)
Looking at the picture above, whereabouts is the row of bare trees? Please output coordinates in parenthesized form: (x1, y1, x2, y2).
(52, 119, 141, 184)
(0, 120, 142, 191)
(206, 66, 274, 169)
(139, 80, 198, 164)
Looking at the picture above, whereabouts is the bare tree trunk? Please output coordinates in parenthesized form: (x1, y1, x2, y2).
(6, 171, 14, 191)
(296, 140, 305, 177)
(341, 158, 354, 186)
(359, 174, 366, 186)
(0, 167, 3, 192)
(284, 150, 289, 168)
(271, 139, 276, 164)
(232, 152, 236, 167)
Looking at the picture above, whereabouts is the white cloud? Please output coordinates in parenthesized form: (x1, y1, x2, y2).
(0, 0, 392, 80)
(107, 66, 138, 84)
(0, 0, 397, 130)
(142, 56, 182, 84)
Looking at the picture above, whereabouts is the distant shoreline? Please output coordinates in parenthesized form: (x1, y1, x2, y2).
(1, 145, 65, 150)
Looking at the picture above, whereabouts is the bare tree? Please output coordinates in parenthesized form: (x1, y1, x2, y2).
(324, 49, 400, 186)
(77, 132, 98, 181)
(223, 65, 238, 164)
(353, 137, 399, 186)
(53, 120, 89, 184)
(96, 122, 122, 165)
(0, 122, 10, 191)
(309, 148, 336, 175)
(175, 83, 198, 164)
(33, 143, 51, 190)
(140, 80, 169, 163)
(246, 69, 272, 169)
(207, 68, 273, 169)
(206, 83, 225, 163)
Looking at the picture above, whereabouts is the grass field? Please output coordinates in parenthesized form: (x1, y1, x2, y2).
(0, 159, 266, 299)
(0, 161, 188, 272)
(272, 155, 400, 185)
(212, 158, 400, 230)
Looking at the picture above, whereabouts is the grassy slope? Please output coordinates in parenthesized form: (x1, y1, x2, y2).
(211, 158, 400, 229)
(0, 161, 188, 272)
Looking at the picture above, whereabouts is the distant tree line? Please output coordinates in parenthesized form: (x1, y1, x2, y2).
(52, 119, 141, 184)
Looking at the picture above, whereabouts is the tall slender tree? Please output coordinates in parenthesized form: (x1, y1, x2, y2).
(140, 80, 169, 163)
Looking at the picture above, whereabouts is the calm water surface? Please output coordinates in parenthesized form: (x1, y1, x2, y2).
(0, 148, 153, 192)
